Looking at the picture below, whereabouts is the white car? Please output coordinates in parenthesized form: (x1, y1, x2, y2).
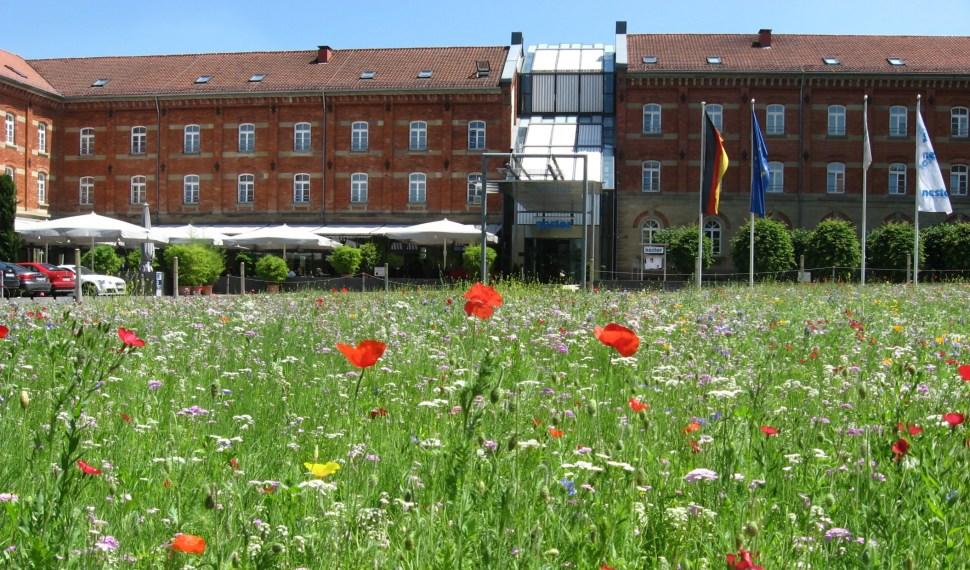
(59, 265, 127, 296)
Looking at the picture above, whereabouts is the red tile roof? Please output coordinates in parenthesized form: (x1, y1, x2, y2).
(25, 46, 508, 99)
(628, 34, 970, 74)
(0, 49, 59, 95)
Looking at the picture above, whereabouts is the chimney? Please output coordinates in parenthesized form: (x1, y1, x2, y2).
(317, 45, 333, 64)
(616, 21, 627, 34)
(757, 29, 772, 48)
(511, 32, 523, 46)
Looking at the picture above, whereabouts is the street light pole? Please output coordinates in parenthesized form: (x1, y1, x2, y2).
(480, 154, 488, 283)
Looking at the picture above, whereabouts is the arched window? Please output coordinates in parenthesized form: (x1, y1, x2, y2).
(183, 175, 200, 204)
(293, 173, 311, 203)
(79, 177, 94, 205)
(951, 107, 968, 139)
(467, 173, 483, 204)
(641, 161, 661, 192)
(888, 163, 907, 195)
(950, 164, 968, 196)
(468, 120, 486, 150)
(237, 173, 254, 203)
(826, 162, 845, 194)
(80, 127, 95, 156)
(130, 175, 146, 204)
(706, 104, 723, 131)
(642, 104, 661, 134)
(130, 126, 147, 154)
(889, 106, 908, 137)
(238, 123, 255, 153)
(37, 122, 47, 153)
(767, 162, 784, 193)
(37, 172, 47, 204)
(827, 105, 846, 136)
(351, 122, 368, 151)
(351, 173, 368, 203)
(409, 121, 427, 151)
(704, 219, 723, 257)
(184, 124, 200, 154)
(408, 172, 427, 203)
(640, 218, 662, 245)
(294, 122, 311, 152)
(765, 104, 784, 135)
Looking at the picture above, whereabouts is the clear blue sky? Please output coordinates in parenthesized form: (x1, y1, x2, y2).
(8, 0, 970, 59)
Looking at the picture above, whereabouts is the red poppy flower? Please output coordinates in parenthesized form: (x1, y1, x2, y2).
(891, 438, 910, 461)
(600, 565, 616, 570)
(548, 427, 564, 438)
(77, 459, 102, 476)
(163, 479, 173, 489)
(726, 548, 764, 570)
(336, 340, 386, 369)
(0, 325, 8, 339)
(463, 283, 503, 319)
(369, 407, 388, 419)
(896, 422, 923, 436)
(341, 288, 349, 293)
(944, 412, 965, 427)
(593, 323, 639, 357)
(760, 425, 779, 437)
(171, 533, 206, 555)
(688, 439, 701, 454)
(117, 327, 145, 348)
(628, 397, 649, 413)
(315, 297, 325, 307)
(445, 298, 453, 306)
(228, 457, 240, 471)
(119, 413, 132, 424)
(683, 422, 702, 434)
(959, 365, 970, 381)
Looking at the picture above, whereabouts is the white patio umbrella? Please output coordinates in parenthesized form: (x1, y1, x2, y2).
(227, 224, 339, 256)
(386, 218, 497, 269)
(156, 224, 233, 246)
(24, 212, 168, 245)
(141, 204, 155, 272)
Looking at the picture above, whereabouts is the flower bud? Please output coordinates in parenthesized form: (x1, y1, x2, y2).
(19, 390, 29, 410)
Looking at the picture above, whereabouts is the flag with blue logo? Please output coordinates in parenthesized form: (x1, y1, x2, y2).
(750, 109, 769, 217)
(916, 110, 952, 214)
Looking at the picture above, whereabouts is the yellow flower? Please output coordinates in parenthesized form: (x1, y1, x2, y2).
(882, 357, 893, 367)
(892, 325, 904, 333)
(304, 461, 341, 479)
(936, 336, 946, 345)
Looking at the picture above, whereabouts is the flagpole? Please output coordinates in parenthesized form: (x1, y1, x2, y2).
(697, 101, 707, 289)
(914, 94, 921, 285)
(750, 98, 755, 288)
(861, 95, 868, 286)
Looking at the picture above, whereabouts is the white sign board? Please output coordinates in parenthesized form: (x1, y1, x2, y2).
(642, 245, 665, 255)
(374, 266, 386, 277)
(644, 255, 664, 270)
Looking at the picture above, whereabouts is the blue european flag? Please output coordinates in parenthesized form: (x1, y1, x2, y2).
(750, 109, 770, 218)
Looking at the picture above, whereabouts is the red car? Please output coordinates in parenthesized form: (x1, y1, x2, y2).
(18, 262, 76, 295)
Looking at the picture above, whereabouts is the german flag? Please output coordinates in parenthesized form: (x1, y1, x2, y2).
(701, 112, 730, 215)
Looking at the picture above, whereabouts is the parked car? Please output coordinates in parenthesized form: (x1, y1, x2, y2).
(58, 265, 127, 296)
(18, 261, 76, 295)
(0, 261, 52, 298)
(0, 263, 18, 298)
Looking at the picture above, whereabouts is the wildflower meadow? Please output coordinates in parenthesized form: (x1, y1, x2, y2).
(1, 282, 969, 569)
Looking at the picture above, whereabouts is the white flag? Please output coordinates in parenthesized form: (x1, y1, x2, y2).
(916, 111, 952, 214)
(862, 107, 872, 171)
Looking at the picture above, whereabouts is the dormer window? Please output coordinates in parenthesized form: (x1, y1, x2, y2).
(359, 70, 376, 80)
(194, 75, 212, 84)
(706, 56, 722, 65)
(641, 56, 658, 64)
(475, 60, 491, 78)
(823, 57, 841, 65)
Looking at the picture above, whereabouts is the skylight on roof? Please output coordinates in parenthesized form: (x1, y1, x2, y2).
(823, 57, 841, 65)
(642, 55, 658, 64)
(887, 57, 906, 66)
(194, 75, 212, 84)
(706, 56, 722, 65)
(91, 78, 110, 87)
(249, 74, 266, 82)
(417, 69, 433, 79)
(4, 65, 28, 79)
(475, 60, 491, 77)
(359, 70, 376, 80)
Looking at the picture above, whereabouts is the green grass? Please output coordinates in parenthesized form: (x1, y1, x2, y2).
(1, 282, 969, 568)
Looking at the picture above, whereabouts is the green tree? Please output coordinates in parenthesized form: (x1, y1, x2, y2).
(327, 245, 363, 275)
(0, 174, 22, 261)
(462, 245, 497, 275)
(654, 225, 713, 276)
(922, 222, 970, 272)
(730, 218, 796, 278)
(866, 222, 921, 281)
(163, 244, 225, 286)
(359, 242, 381, 271)
(81, 245, 123, 275)
(254, 255, 289, 283)
(805, 219, 860, 281)
(790, 227, 812, 268)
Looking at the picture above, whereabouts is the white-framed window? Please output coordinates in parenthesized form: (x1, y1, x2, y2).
(888, 163, 907, 195)
(827, 105, 846, 136)
(183, 174, 200, 204)
(350, 172, 368, 203)
(704, 218, 723, 256)
(238, 123, 255, 153)
(768, 161, 784, 193)
(293, 173, 311, 203)
(294, 122, 311, 153)
(4, 113, 13, 144)
(827, 162, 846, 194)
(766, 104, 784, 135)
(640, 218, 662, 245)
(37, 123, 47, 153)
(952, 107, 969, 139)
(131, 126, 147, 154)
(889, 106, 907, 137)
(3, 167, 12, 179)
(79, 176, 94, 205)
(641, 160, 661, 192)
(237, 173, 254, 203)
(37, 172, 47, 204)
(80, 127, 94, 156)
(468, 120, 486, 150)
(351, 122, 368, 152)
(184, 124, 200, 154)
(642, 104, 662, 134)
(706, 104, 723, 131)
(467, 173, 483, 204)
(409, 121, 427, 151)
(951, 164, 969, 196)
(130, 175, 147, 204)
(408, 172, 427, 203)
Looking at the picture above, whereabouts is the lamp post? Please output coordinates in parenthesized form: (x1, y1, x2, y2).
(480, 155, 489, 283)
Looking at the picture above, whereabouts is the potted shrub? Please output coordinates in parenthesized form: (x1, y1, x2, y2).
(327, 245, 363, 276)
(255, 255, 288, 292)
(164, 244, 225, 295)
